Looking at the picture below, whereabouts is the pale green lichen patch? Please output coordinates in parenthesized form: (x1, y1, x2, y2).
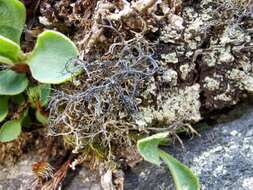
(180, 64, 194, 80)
(160, 25, 182, 44)
(137, 84, 201, 128)
(219, 48, 235, 64)
(228, 69, 253, 92)
(162, 69, 178, 86)
(161, 53, 178, 64)
(203, 77, 220, 91)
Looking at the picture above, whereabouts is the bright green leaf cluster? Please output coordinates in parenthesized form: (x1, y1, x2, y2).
(137, 132, 200, 190)
(0, 84, 51, 142)
(0, 0, 80, 142)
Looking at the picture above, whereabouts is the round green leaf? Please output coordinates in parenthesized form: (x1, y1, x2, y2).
(28, 30, 80, 84)
(20, 108, 32, 128)
(0, 70, 28, 95)
(0, 96, 8, 122)
(0, 35, 22, 62)
(21, 113, 32, 128)
(0, 120, 21, 142)
(0, 0, 26, 44)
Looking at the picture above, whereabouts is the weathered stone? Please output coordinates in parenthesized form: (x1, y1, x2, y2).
(124, 103, 253, 190)
(0, 154, 102, 190)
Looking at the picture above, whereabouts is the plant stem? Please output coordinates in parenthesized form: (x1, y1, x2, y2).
(11, 64, 30, 73)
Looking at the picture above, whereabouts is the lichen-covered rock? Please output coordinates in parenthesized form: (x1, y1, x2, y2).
(228, 69, 253, 92)
(137, 84, 201, 128)
(158, 0, 253, 110)
(125, 103, 253, 190)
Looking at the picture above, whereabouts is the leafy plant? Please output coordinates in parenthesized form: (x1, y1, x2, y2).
(137, 132, 200, 190)
(0, 0, 80, 142)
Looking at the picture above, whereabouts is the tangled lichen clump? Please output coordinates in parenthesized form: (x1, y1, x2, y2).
(48, 33, 158, 157)
(45, 0, 253, 167)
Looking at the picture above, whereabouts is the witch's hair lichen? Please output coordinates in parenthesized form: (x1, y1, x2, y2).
(48, 23, 159, 159)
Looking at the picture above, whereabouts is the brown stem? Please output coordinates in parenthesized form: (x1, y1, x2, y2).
(11, 64, 30, 73)
(36, 101, 49, 117)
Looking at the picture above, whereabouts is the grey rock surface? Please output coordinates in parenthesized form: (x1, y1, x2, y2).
(125, 104, 253, 190)
(0, 154, 102, 190)
(0, 154, 37, 190)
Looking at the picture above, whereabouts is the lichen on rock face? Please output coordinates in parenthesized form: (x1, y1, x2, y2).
(228, 69, 253, 92)
(137, 84, 201, 128)
(158, 0, 253, 110)
(41, 0, 253, 167)
(203, 77, 220, 91)
(162, 69, 178, 86)
(161, 53, 178, 64)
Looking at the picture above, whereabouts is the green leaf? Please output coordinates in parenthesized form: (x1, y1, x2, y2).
(0, 0, 26, 44)
(0, 35, 22, 62)
(35, 110, 48, 125)
(0, 55, 14, 64)
(137, 132, 170, 166)
(0, 120, 21, 142)
(20, 108, 28, 122)
(137, 132, 200, 190)
(27, 85, 41, 108)
(159, 150, 200, 190)
(27, 84, 51, 108)
(40, 84, 51, 106)
(0, 70, 28, 95)
(0, 96, 8, 122)
(28, 30, 80, 84)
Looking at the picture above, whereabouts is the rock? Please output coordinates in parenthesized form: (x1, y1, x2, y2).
(124, 103, 253, 190)
(0, 154, 38, 190)
(0, 153, 102, 190)
(64, 168, 102, 190)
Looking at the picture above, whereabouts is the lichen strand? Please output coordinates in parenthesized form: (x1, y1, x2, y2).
(44, 0, 253, 165)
